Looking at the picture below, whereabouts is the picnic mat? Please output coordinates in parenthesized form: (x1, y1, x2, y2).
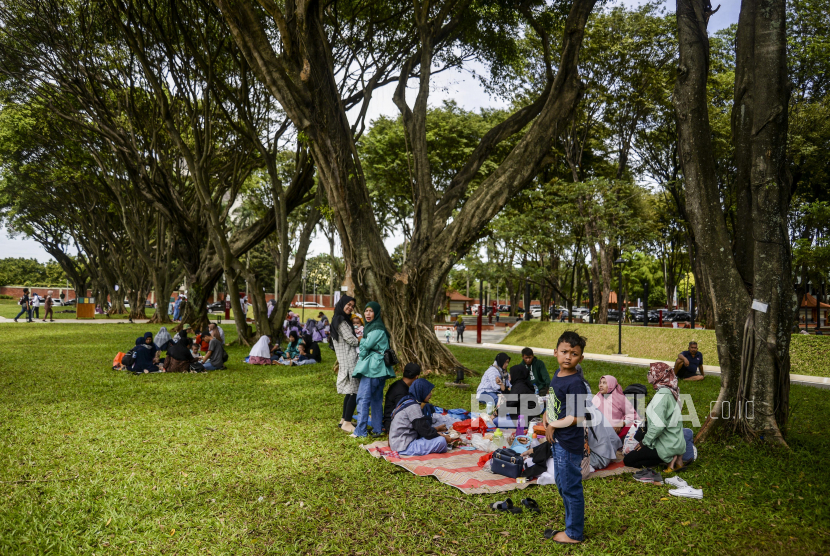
(361, 442, 637, 495)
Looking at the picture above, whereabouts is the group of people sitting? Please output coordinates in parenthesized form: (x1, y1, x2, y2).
(114, 323, 227, 373)
(247, 329, 323, 366)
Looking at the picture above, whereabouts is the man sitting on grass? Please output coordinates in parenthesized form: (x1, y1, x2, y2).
(674, 341, 704, 381)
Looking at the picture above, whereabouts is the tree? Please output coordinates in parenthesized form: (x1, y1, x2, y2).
(213, 0, 598, 371)
(674, 0, 793, 443)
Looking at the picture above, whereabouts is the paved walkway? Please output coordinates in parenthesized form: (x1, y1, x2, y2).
(438, 330, 830, 390)
(0, 316, 138, 324)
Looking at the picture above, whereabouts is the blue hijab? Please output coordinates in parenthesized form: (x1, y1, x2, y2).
(392, 378, 436, 419)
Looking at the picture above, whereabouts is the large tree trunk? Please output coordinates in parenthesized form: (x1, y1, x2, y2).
(216, 0, 597, 372)
(674, 0, 792, 443)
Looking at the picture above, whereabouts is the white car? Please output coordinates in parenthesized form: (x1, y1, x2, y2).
(299, 301, 323, 307)
(530, 308, 542, 318)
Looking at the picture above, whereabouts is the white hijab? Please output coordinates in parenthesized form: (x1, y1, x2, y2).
(250, 335, 271, 359)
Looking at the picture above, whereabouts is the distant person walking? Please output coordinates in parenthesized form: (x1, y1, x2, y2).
(173, 295, 183, 322)
(15, 288, 32, 323)
(455, 315, 466, 343)
(31, 292, 41, 320)
(43, 292, 54, 322)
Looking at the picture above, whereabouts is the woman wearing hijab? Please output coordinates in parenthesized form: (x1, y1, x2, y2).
(623, 362, 686, 470)
(302, 332, 323, 363)
(331, 295, 360, 432)
(389, 379, 450, 456)
(165, 336, 195, 372)
(592, 375, 640, 438)
(506, 363, 540, 417)
(285, 331, 301, 359)
(476, 353, 511, 408)
(131, 333, 161, 373)
(454, 315, 466, 343)
(351, 301, 396, 438)
(154, 327, 172, 352)
(249, 335, 275, 365)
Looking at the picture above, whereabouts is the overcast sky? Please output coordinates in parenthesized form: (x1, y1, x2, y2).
(1, 0, 739, 263)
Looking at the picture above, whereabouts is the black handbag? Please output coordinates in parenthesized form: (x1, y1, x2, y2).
(189, 361, 206, 372)
(491, 448, 523, 479)
(383, 348, 398, 367)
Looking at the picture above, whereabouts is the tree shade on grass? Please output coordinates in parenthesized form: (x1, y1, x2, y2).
(0, 325, 828, 554)
(505, 321, 830, 378)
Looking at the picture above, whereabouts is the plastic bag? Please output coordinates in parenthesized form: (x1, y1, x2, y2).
(471, 433, 497, 453)
(537, 457, 556, 485)
(623, 421, 641, 455)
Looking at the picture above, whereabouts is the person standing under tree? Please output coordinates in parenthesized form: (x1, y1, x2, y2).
(332, 295, 360, 433)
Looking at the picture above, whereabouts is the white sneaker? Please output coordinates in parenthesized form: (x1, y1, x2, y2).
(666, 476, 689, 488)
(669, 486, 703, 499)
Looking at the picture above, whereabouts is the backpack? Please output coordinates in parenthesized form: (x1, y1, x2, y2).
(623, 383, 649, 417)
(121, 350, 135, 368)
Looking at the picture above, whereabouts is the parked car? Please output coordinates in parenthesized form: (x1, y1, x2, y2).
(607, 310, 621, 322)
(666, 311, 692, 323)
(572, 307, 589, 319)
(207, 301, 224, 312)
(633, 310, 660, 323)
(299, 301, 323, 307)
(530, 308, 542, 318)
(498, 304, 510, 312)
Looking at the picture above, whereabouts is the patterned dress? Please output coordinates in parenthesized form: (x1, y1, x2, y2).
(334, 321, 360, 394)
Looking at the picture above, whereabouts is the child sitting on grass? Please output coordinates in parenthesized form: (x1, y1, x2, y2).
(277, 343, 316, 366)
(543, 330, 589, 545)
(190, 342, 201, 359)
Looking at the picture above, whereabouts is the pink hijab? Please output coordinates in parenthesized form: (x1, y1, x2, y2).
(592, 375, 639, 426)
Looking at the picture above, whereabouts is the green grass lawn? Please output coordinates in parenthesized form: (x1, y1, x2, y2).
(504, 321, 830, 378)
(1, 324, 829, 554)
(0, 299, 157, 321)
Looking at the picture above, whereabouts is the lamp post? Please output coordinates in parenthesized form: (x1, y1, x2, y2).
(477, 278, 483, 344)
(691, 286, 696, 330)
(643, 280, 649, 327)
(588, 279, 594, 324)
(615, 258, 625, 354)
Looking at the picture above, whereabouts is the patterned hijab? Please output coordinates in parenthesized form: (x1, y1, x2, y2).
(648, 362, 679, 401)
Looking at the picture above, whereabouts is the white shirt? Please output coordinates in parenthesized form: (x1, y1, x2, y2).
(31, 294, 41, 307)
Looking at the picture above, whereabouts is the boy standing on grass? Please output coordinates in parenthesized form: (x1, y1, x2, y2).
(543, 331, 588, 545)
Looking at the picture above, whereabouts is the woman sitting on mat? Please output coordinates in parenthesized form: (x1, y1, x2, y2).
(476, 353, 511, 409)
(592, 375, 640, 439)
(389, 379, 451, 456)
(623, 362, 686, 470)
(131, 332, 161, 373)
(249, 335, 275, 365)
(165, 336, 195, 373)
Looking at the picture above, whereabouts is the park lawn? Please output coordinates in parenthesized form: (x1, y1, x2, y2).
(0, 324, 828, 555)
(504, 321, 830, 378)
(0, 299, 157, 321)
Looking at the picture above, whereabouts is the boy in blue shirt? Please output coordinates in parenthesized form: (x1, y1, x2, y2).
(543, 331, 588, 545)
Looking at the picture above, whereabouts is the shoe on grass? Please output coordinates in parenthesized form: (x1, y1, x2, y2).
(633, 468, 663, 484)
(666, 476, 689, 488)
(669, 486, 703, 499)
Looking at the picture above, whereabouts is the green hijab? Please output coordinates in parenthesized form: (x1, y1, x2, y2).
(362, 301, 390, 341)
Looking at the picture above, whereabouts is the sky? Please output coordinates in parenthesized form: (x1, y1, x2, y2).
(0, 0, 740, 264)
